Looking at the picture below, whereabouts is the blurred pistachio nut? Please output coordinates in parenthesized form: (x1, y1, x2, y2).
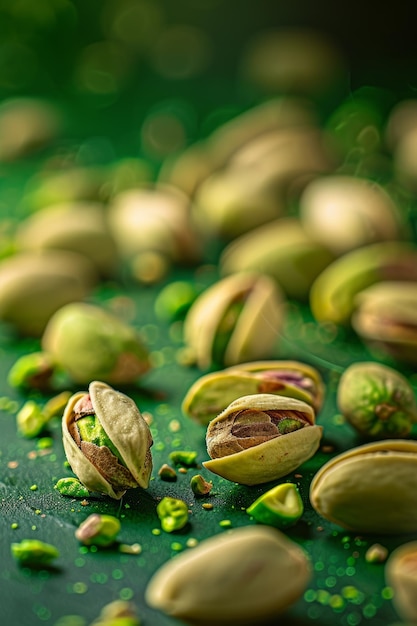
(182, 359, 324, 426)
(42, 302, 150, 385)
(62, 381, 153, 499)
(337, 361, 417, 438)
(75, 513, 121, 546)
(145, 525, 311, 625)
(352, 281, 417, 365)
(183, 272, 285, 370)
(7, 351, 57, 391)
(385, 541, 417, 623)
(204, 394, 322, 485)
(310, 242, 417, 325)
(0, 250, 97, 336)
(310, 440, 417, 533)
(220, 218, 335, 301)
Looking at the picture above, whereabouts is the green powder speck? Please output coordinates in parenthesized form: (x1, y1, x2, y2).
(30, 484, 38, 491)
(152, 528, 161, 536)
(112, 569, 124, 580)
(11, 522, 18, 529)
(171, 542, 183, 551)
(346, 611, 362, 626)
(74, 558, 85, 568)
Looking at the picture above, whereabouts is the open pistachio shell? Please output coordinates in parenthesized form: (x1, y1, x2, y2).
(62, 381, 153, 499)
(182, 359, 324, 426)
(203, 394, 322, 485)
(385, 541, 417, 622)
(145, 525, 311, 625)
(183, 272, 285, 370)
(310, 440, 417, 533)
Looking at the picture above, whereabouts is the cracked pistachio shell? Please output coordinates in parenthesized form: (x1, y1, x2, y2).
(0, 250, 97, 336)
(62, 381, 153, 499)
(145, 525, 311, 625)
(310, 241, 417, 325)
(352, 281, 417, 365)
(203, 394, 322, 485)
(385, 541, 417, 623)
(182, 359, 324, 426)
(310, 440, 417, 533)
(183, 272, 285, 370)
(220, 218, 335, 301)
(42, 302, 150, 385)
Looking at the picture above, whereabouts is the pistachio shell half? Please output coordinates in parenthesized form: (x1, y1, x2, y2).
(310, 440, 417, 533)
(203, 394, 322, 485)
(145, 525, 311, 625)
(182, 359, 324, 426)
(385, 540, 417, 622)
(62, 381, 153, 499)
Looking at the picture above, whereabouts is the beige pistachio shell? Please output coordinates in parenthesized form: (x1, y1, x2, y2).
(145, 525, 311, 625)
(183, 272, 285, 370)
(62, 381, 153, 499)
(385, 541, 417, 622)
(203, 394, 321, 485)
(310, 440, 417, 533)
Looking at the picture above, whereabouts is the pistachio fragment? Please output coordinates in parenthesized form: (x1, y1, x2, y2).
(183, 272, 285, 370)
(310, 440, 417, 533)
(385, 541, 417, 622)
(182, 359, 324, 426)
(204, 394, 322, 485)
(11, 539, 59, 568)
(75, 514, 121, 547)
(145, 525, 311, 625)
(62, 381, 153, 499)
(247, 482, 304, 529)
(156, 497, 189, 533)
(337, 361, 417, 438)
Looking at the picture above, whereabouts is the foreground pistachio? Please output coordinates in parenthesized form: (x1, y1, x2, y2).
(182, 359, 325, 426)
(352, 281, 417, 365)
(204, 394, 322, 485)
(183, 272, 285, 370)
(42, 302, 150, 385)
(310, 242, 417, 325)
(310, 440, 417, 533)
(62, 381, 153, 499)
(75, 514, 121, 547)
(337, 361, 417, 438)
(11, 539, 59, 568)
(385, 541, 417, 623)
(247, 482, 304, 529)
(220, 217, 334, 301)
(145, 525, 311, 625)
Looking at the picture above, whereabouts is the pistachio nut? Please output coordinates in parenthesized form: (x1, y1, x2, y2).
(41, 302, 150, 385)
(15, 202, 119, 277)
(183, 272, 285, 370)
(337, 361, 417, 438)
(62, 380, 153, 499)
(385, 98, 417, 150)
(11, 539, 60, 568)
(299, 175, 405, 255)
(75, 513, 121, 546)
(310, 440, 417, 533)
(385, 541, 417, 623)
(145, 525, 311, 625)
(352, 281, 417, 365)
(220, 218, 335, 301)
(203, 394, 322, 485)
(0, 250, 97, 336)
(158, 140, 215, 198)
(182, 359, 324, 426)
(310, 241, 417, 325)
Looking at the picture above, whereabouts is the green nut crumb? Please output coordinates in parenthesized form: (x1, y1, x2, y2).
(158, 463, 177, 482)
(365, 543, 388, 563)
(11, 539, 59, 568)
(202, 503, 213, 510)
(75, 514, 121, 547)
(154, 280, 199, 322)
(169, 450, 198, 467)
(247, 482, 304, 530)
(30, 484, 38, 491)
(16, 401, 49, 438)
(157, 497, 189, 533)
(11, 523, 19, 530)
(219, 519, 232, 528)
(54, 477, 90, 498)
(190, 474, 213, 496)
(37, 437, 54, 449)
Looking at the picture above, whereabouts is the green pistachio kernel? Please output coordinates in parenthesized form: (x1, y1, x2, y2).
(154, 281, 199, 322)
(169, 450, 198, 467)
(246, 483, 304, 529)
(16, 400, 49, 438)
(54, 477, 90, 498)
(11, 539, 59, 567)
(7, 351, 57, 391)
(75, 514, 121, 547)
(190, 474, 213, 496)
(157, 497, 189, 533)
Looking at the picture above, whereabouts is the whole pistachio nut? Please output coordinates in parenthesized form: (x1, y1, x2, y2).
(352, 281, 417, 365)
(220, 218, 335, 301)
(41, 302, 150, 385)
(385, 541, 417, 623)
(183, 272, 285, 370)
(310, 241, 417, 325)
(203, 394, 322, 485)
(182, 359, 324, 426)
(337, 361, 417, 438)
(145, 525, 311, 625)
(62, 380, 153, 499)
(0, 250, 97, 336)
(310, 440, 417, 533)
